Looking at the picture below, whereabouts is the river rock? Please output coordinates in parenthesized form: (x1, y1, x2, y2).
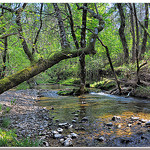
(112, 116, 121, 121)
(81, 117, 88, 122)
(60, 138, 65, 144)
(57, 128, 63, 133)
(127, 124, 132, 127)
(117, 124, 121, 128)
(59, 123, 68, 128)
(43, 141, 49, 147)
(131, 117, 139, 121)
(74, 114, 78, 117)
(52, 130, 59, 135)
(120, 137, 132, 144)
(64, 138, 73, 147)
(53, 133, 62, 139)
(106, 122, 113, 126)
(96, 136, 105, 142)
(68, 125, 73, 129)
(145, 121, 150, 127)
(140, 119, 147, 123)
(71, 133, 78, 138)
(72, 120, 77, 123)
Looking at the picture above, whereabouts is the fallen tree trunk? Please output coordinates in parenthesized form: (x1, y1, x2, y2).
(0, 22, 104, 94)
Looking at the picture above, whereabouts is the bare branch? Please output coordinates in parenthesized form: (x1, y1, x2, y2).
(0, 33, 18, 39)
(0, 4, 15, 13)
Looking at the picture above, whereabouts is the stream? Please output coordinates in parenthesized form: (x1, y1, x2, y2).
(36, 84, 150, 147)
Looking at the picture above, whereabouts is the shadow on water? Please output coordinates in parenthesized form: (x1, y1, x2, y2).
(36, 84, 150, 147)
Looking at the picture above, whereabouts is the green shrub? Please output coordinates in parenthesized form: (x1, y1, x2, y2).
(16, 82, 29, 90)
(59, 78, 80, 85)
(0, 128, 41, 147)
(1, 117, 11, 128)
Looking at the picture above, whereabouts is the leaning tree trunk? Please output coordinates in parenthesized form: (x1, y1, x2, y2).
(117, 3, 129, 64)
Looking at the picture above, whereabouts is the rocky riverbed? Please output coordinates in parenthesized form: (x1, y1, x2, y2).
(0, 89, 150, 147)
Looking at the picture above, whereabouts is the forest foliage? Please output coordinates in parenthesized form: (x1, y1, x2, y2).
(0, 3, 149, 94)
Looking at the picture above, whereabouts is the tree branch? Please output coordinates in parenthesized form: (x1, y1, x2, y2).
(16, 3, 34, 63)
(0, 33, 18, 39)
(32, 3, 43, 54)
(0, 4, 15, 13)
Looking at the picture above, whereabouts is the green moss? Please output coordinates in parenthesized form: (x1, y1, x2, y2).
(59, 78, 80, 85)
(90, 78, 116, 90)
(16, 82, 30, 90)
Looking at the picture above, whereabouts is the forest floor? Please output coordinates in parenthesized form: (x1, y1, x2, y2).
(0, 89, 150, 147)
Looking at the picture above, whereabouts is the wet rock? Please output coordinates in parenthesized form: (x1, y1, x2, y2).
(137, 122, 142, 125)
(71, 133, 78, 138)
(120, 137, 132, 144)
(74, 117, 78, 120)
(60, 138, 65, 144)
(131, 117, 139, 121)
(59, 123, 68, 128)
(68, 125, 73, 129)
(57, 128, 63, 133)
(106, 122, 113, 127)
(51, 130, 59, 135)
(43, 141, 49, 147)
(55, 119, 59, 123)
(53, 133, 63, 139)
(141, 135, 148, 140)
(72, 120, 77, 123)
(117, 124, 121, 128)
(67, 134, 72, 138)
(140, 119, 147, 123)
(145, 121, 150, 127)
(64, 138, 73, 147)
(81, 117, 88, 122)
(96, 136, 105, 142)
(127, 124, 132, 127)
(112, 116, 121, 121)
(74, 114, 78, 117)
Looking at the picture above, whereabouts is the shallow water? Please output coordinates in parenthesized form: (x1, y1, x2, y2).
(36, 84, 150, 147)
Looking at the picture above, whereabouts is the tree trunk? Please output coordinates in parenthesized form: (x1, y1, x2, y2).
(129, 3, 136, 63)
(117, 3, 129, 64)
(139, 3, 149, 60)
(133, 3, 140, 84)
(79, 3, 87, 95)
(98, 37, 122, 95)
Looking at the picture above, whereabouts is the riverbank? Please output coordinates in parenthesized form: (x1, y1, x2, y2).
(0, 88, 150, 147)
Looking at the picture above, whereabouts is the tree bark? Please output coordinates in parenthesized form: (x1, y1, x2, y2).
(139, 3, 149, 60)
(117, 3, 129, 64)
(53, 3, 70, 50)
(133, 3, 140, 84)
(129, 3, 136, 63)
(79, 3, 87, 95)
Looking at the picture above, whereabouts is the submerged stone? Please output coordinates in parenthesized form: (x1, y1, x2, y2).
(112, 116, 121, 121)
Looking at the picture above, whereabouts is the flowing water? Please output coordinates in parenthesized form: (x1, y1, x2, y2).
(36, 84, 150, 147)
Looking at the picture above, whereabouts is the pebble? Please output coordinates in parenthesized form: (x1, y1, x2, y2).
(81, 117, 88, 122)
(43, 141, 49, 147)
(96, 136, 105, 142)
(60, 138, 64, 144)
(57, 128, 63, 133)
(59, 123, 68, 128)
(127, 124, 132, 127)
(71, 133, 78, 138)
(53, 133, 62, 139)
(131, 117, 139, 121)
(145, 121, 150, 127)
(106, 122, 113, 126)
(64, 138, 73, 147)
(72, 120, 77, 123)
(112, 116, 121, 121)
